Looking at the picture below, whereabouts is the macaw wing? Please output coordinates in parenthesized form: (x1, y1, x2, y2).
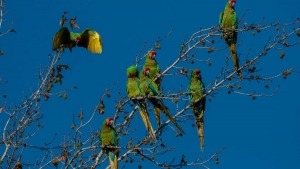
(77, 29, 103, 54)
(148, 82, 159, 96)
(52, 27, 72, 51)
(111, 129, 118, 146)
(219, 12, 224, 26)
(233, 13, 238, 41)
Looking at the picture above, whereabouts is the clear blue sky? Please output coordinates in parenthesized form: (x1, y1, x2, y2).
(0, 0, 299, 168)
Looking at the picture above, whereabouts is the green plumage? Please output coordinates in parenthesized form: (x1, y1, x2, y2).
(100, 120, 118, 146)
(219, 0, 242, 78)
(53, 27, 103, 54)
(126, 66, 156, 141)
(100, 118, 118, 169)
(188, 69, 206, 151)
(126, 66, 140, 98)
(139, 76, 159, 97)
(140, 68, 185, 134)
(219, 0, 237, 45)
(140, 51, 161, 86)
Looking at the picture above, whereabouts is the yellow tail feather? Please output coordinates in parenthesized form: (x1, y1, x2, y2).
(194, 108, 205, 151)
(139, 108, 156, 141)
(197, 122, 204, 151)
(230, 43, 242, 79)
(114, 155, 118, 169)
(158, 103, 185, 134)
(154, 107, 161, 127)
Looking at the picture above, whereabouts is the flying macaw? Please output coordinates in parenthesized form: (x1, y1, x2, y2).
(53, 27, 102, 54)
(140, 50, 161, 87)
(219, 0, 242, 79)
(188, 69, 206, 151)
(140, 67, 185, 134)
(126, 65, 156, 141)
(100, 117, 119, 169)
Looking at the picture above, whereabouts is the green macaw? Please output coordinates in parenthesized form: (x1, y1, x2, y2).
(140, 67, 185, 134)
(140, 50, 161, 87)
(140, 50, 163, 127)
(100, 117, 119, 169)
(219, 0, 242, 79)
(53, 27, 102, 54)
(188, 69, 206, 151)
(126, 65, 156, 141)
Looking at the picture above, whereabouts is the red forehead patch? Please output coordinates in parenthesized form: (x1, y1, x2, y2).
(149, 51, 156, 56)
(144, 67, 150, 72)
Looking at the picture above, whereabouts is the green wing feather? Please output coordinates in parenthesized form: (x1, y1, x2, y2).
(77, 29, 103, 54)
(52, 27, 75, 51)
(219, 12, 224, 26)
(139, 77, 159, 96)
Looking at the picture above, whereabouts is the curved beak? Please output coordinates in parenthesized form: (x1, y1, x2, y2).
(230, 2, 236, 8)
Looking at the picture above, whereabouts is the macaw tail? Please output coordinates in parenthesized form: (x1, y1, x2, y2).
(114, 154, 118, 169)
(193, 105, 205, 151)
(155, 100, 185, 135)
(197, 123, 204, 152)
(138, 105, 156, 141)
(230, 43, 242, 79)
(154, 107, 161, 128)
(108, 152, 118, 169)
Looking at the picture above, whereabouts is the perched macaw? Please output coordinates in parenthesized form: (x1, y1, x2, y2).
(188, 69, 206, 151)
(140, 67, 185, 134)
(140, 50, 163, 127)
(53, 27, 102, 54)
(140, 50, 161, 87)
(126, 65, 156, 141)
(219, 0, 242, 79)
(100, 117, 119, 169)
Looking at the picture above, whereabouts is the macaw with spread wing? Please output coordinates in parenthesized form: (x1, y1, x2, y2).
(126, 65, 156, 141)
(188, 69, 206, 151)
(219, 0, 242, 79)
(53, 27, 102, 54)
(140, 67, 185, 134)
(100, 117, 119, 169)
